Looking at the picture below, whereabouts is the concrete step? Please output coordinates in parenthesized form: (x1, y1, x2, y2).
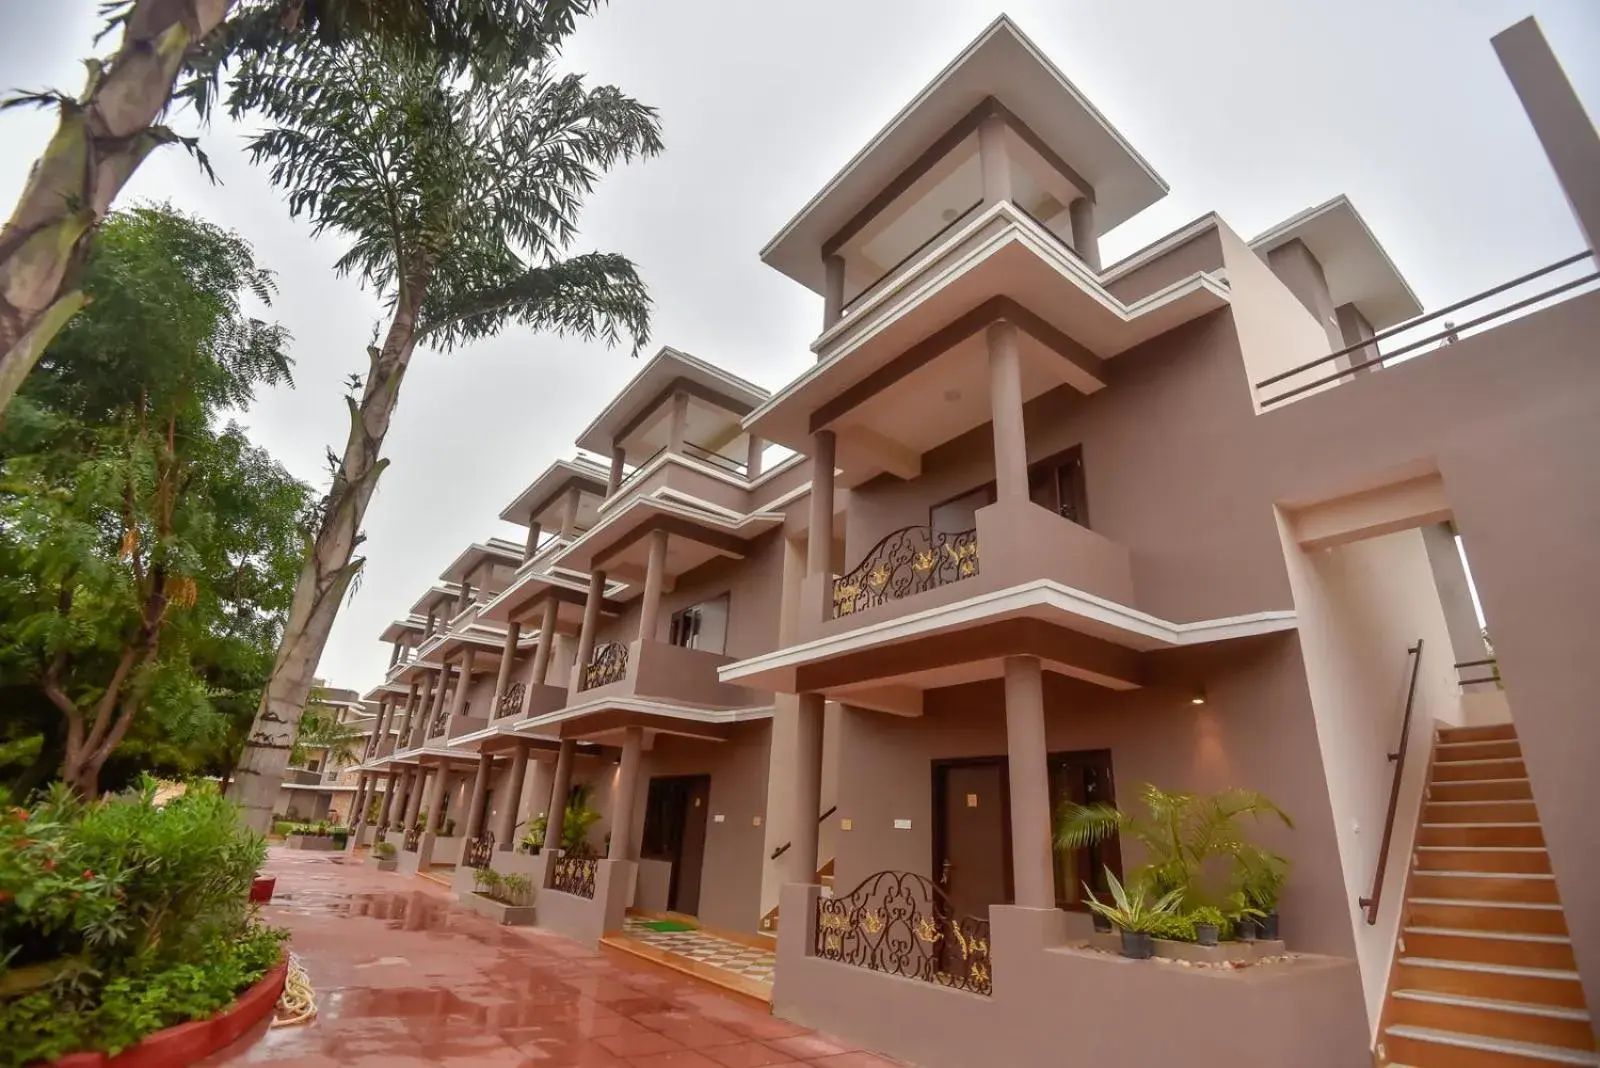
(1408, 871, 1560, 905)
(1431, 779, 1535, 803)
(1402, 927, 1577, 970)
(1394, 958, 1586, 1010)
(1433, 759, 1528, 782)
(1424, 800, 1539, 824)
(1406, 899, 1569, 937)
(1383, 1024, 1599, 1067)
(1438, 724, 1518, 745)
(1414, 847, 1552, 875)
(1434, 739, 1522, 762)
(1417, 823, 1545, 849)
(1390, 990, 1595, 1052)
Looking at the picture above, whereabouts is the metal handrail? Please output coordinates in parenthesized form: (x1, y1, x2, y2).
(841, 198, 984, 315)
(1455, 656, 1500, 688)
(770, 806, 838, 861)
(1359, 639, 1424, 925)
(615, 445, 667, 492)
(682, 440, 747, 475)
(1257, 251, 1597, 408)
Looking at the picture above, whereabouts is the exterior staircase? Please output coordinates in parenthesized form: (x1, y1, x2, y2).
(759, 859, 834, 935)
(1378, 723, 1597, 1067)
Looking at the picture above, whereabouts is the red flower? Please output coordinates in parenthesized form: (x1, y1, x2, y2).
(41, 858, 55, 872)
(83, 869, 94, 880)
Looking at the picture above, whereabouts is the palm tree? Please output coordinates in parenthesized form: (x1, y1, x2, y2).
(0, 0, 603, 419)
(1055, 783, 1292, 909)
(289, 690, 368, 769)
(226, 34, 659, 831)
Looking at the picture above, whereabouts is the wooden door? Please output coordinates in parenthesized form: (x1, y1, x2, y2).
(933, 759, 1012, 922)
(640, 774, 712, 915)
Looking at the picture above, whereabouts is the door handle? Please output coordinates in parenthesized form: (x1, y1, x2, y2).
(939, 859, 953, 886)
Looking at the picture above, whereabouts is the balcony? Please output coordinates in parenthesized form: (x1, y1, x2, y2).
(831, 525, 980, 619)
(568, 638, 756, 715)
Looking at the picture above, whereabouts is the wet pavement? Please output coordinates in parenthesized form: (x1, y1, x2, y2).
(211, 848, 904, 1068)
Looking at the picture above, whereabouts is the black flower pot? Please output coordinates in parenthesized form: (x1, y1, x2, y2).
(1092, 912, 1112, 934)
(1119, 929, 1154, 960)
(1236, 918, 1259, 941)
(1259, 911, 1280, 940)
(1195, 923, 1220, 947)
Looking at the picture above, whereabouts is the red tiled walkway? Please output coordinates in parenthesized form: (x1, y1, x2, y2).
(211, 848, 904, 1068)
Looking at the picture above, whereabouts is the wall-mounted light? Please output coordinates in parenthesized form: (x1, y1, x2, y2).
(1190, 687, 1207, 706)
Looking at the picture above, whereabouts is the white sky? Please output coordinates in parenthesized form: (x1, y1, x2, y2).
(2, 0, 1595, 695)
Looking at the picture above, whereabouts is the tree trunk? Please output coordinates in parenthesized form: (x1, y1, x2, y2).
(228, 275, 427, 832)
(0, 0, 237, 420)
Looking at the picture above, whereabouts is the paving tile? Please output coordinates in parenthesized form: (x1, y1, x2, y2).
(595, 1031, 687, 1058)
(701, 1041, 799, 1067)
(810, 1053, 905, 1067)
(763, 1034, 856, 1060)
(624, 1050, 728, 1068)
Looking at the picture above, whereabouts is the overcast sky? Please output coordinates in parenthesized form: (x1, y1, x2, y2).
(2, 0, 1596, 696)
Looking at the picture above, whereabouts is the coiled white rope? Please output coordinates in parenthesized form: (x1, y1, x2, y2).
(271, 952, 317, 1028)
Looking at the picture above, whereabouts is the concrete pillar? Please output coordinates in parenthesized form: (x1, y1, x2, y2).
(452, 650, 477, 720)
(378, 770, 399, 829)
(1266, 240, 1342, 351)
(529, 598, 558, 688)
(560, 485, 582, 538)
(1003, 656, 1053, 909)
(986, 320, 1029, 505)
(523, 519, 542, 561)
(491, 622, 520, 717)
(418, 766, 450, 860)
(551, 633, 576, 688)
(608, 727, 645, 861)
(399, 680, 420, 744)
(1493, 18, 1600, 258)
(1335, 303, 1380, 374)
(823, 254, 846, 330)
(668, 391, 690, 455)
(402, 766, 426, 830)
(978, 111, 1013, 205)
(1067, 196, 1101, 272)
(790, 693, 827, 883)
(638, 529, 669, 642)
(573, 569, 607, 687)
(418, 668, 447, 744)
(497, 741, 530, 850)
(807, 430, 836, 622)
(1422, 523, 1490, 672)
(746, 435, 765, 479)
(390, 642, 402, 667)
(607, 446, 626, 496)
(543, 739, 577, 880)
(425, 608, 437, 636)
(463, 754, 493, 844)
(348, 774, 369, 842)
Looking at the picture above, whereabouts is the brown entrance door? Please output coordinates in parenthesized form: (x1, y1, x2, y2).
(640, 774, 712, 915)
(932, 759, 1012, 923)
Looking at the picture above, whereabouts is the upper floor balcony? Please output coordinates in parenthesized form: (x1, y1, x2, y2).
(499, 456, 611, 562)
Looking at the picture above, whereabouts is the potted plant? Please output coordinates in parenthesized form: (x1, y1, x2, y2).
(1226, 891, 1266, 940)
(520, 818, 545, 855)
(370, 841, 398, 871)
(1084, 869, 1184, 960)
(502, 874, 532, 907)
(1235, 851, 1288, 940)
(474, 868, 505, 898)
(1189, 905, 1226, 947)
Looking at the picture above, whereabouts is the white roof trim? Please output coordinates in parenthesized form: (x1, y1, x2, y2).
(719, 578, 1297, 684)
(515, 697, 775, 734)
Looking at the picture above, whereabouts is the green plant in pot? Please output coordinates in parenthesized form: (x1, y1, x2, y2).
(373, 841, 396, 860)
(1225, 891, 1267, 940)
(1083, 869, 1184, 960)
(1235, 849, 1289, 940)
(474, 868, 504, 898)
(502, 874, 532, 907)
(521, 817, 546, 854)
(1188, 905, 1227, 946)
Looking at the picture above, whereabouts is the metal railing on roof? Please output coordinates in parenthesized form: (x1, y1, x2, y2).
(682, 440, 748, 476)
(1256, 250, 1598, 409)
(840, 198, 985, 316)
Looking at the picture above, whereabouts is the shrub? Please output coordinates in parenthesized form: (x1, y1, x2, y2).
(373, 842, 397, 860)
(501, 874, 532, 906)
(0, 780, 284, 1066)
(474, 869, 504, 897)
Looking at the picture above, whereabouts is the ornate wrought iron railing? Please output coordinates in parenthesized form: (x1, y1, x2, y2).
(427, 705, 448, 738)
(814, 870, 992, 996)
(464, 831, 494, 869)
(551, 855, 597, 899)
(832, 526, 979, 619)
(497, 681, 525, 719)
(580, 641, 629, 691)
(403, 825, 421, 852)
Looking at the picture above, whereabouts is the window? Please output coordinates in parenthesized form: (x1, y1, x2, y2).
(1028, 447, 1088, 526)
(929, 485, 994, 538)
(668, 594, 730, 655)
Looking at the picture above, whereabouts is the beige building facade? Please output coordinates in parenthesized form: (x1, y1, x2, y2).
(345, 15, 1599, 1067)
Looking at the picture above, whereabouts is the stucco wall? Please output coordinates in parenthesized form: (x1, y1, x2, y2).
(618, 721, 773, 933)
(1276, 523, 1462, 1032)
(829, 634, 1355, 961)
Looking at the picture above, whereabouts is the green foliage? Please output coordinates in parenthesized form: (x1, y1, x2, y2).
(1056, 784, 1292, 911)
(230, 27, 661, 360)
(474, 868, 503, 896)
(0, 780, 282, 1065)
(0, 205, 311, 794)
(373, 841, 396, 859)
(501, 873, 532, 906)
(1082, 868, 1184, 935)
(289, 694, 366, 768)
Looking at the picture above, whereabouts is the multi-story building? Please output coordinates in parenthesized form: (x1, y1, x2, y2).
(272, 682, 395, 824)
(342, 15, 1600, 1067)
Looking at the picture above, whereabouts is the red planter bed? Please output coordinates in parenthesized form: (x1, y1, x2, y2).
(43, 959, 288, 1068)
(249, 876, 276, 904)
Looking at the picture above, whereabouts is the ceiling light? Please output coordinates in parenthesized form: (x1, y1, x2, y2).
(1190, 688, 1207, 706)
